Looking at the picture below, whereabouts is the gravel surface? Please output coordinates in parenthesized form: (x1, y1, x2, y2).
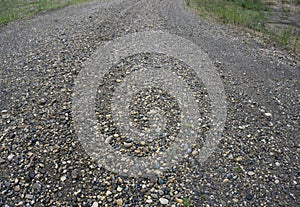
(0, 0, 299, 206)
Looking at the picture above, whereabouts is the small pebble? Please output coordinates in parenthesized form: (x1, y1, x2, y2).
(175, 198, 183, 204)
(25, 194, 34, 200)
(223, 178, 229, 183)
(7, 154, 14, 161)
(91, 202, 98, 207)
(159, 198, 169, 205)
(116, 199, 123, 206)
(264, 112, 272, 117)
(60, 176, 67, 182)
(247, 171, 255, 176)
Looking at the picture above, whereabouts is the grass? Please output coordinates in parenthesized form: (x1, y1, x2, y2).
(186, 0, 300, 53)
(0, 0, 92, 25)
(182, 197, 192, 207)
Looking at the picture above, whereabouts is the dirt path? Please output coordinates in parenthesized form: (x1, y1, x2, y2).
(0, 0, 299, 206)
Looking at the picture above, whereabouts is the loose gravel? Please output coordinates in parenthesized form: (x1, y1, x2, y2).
(0, 0, 299, 206)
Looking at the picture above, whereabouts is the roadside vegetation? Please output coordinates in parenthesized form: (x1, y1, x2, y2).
(185, 0, 300, 53)
(0, 0, 91, 25)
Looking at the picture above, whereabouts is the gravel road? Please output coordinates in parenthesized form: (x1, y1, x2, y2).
(0, 0, 299, 206)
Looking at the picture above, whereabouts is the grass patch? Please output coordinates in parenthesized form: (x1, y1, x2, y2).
(187, 0, 299, 53)
(182, 197, 192, 207)
(0, 0, 92, 25)
(190, 0, 267, 30)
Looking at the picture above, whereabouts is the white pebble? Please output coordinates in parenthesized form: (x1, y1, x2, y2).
(159, 198, 169, 205)
(60, 176, 67, 182)
(7, 154, 14, 161)
(264, 112, 272, 117)
(91, 202, 98, 207)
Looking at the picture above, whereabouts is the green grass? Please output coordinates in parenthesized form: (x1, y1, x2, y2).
(187, 0, 299, 53)
(182, 197, 192, 207)
(190, 0, 267, 30)
(0, 0, 92, 25)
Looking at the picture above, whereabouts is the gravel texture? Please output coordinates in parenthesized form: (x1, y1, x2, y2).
(0, 0, 299, 206)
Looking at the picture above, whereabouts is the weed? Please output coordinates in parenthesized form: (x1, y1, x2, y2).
(188, 0, 299, 53)
(0, 0, 91, 25)
(182, 197, 192, 207)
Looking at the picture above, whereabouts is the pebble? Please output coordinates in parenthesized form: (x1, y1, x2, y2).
(7, 154, 14, 161)
(232, 198, 238, 203)
(264, 112, 272, 117)
(146, 199, 153, 203)
(247, 171, 255, 176)
(33, 182, 41, 191)
(134, 149, 141, 154)
(246, 194, 253, 200)
(116, 199, 123, 206)
(159, 198, 169, 205)
(117, 186, 123, 192)
(175, 198, 183, 204)
(91, 202, 98, 207)
(275, 179, 280, 184)
(236, 157, 243, 162)
(191, 150, 198, 155)
(14, 185, 21, 192)
(60, 176, 67, 182)
(223, 178, 229, 183)
(124, 142, 132, 148)
(71, 170, 79, 179)
(25, 194, 34, 200)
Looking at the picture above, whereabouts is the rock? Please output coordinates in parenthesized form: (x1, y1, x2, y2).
(91, 202, 98, 207)
(25, 194, 34, 200)
(14, 185, 21, 192)
(116, 199, 123, 206)
(106, 190, 112, 196)
(134, 149, 141, 154)
(159, 198, 169, 205)
(236, 157, 243, 162)
(175, 198, 183, 204)
(264, 112, 272, 117)
(232, 198, 238, 203)
(7, 154, 14, 161)
(247, 171, 255, 176)
(146, 198, 153, 203)
(117, 186, 122, 192)
(151, 193, 158, 199)
(246, 194, 253, 200)
(71, 170, 79, 179)
(33, 182, 41, 191)
(60, 176, 67, 182)
(275, 179, 280, 184)
(223, 178, 229, 183)
(124, 142, 132, 148)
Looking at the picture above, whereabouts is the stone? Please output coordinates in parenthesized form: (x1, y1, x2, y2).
(175, 198, 183, 204)
(116, 199, 123, 206)
(60, 176, 67, 182)
(7, 154, 14, 161)
(159, 198, 169, 205)
(91, 202, 98, 207)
